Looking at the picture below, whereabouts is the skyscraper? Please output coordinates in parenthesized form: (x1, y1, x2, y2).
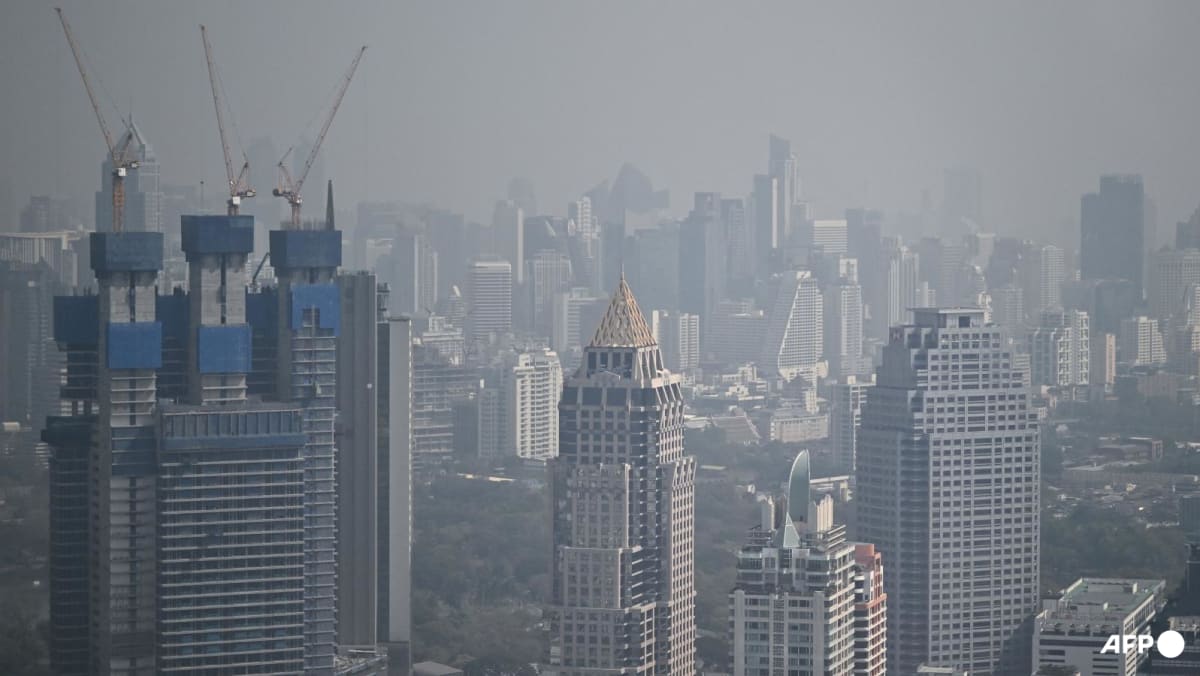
(547, 278, 696, 675)
(1081, 175, 1145, 299)
(753, 174, 780, 273)
(651, 310, 700, 373)
(830, 375, 873, 473)
(760, 270, 823, 382)
(885, 240, 920, 329)
(1119, 315, 1166, 366)
(468, 259, 513, 344)
(1022, 244, 1065, 317)
(385, 224, 438, 316)
(858, 308, 1040, 676)
(95, 121, 161, 234)
(492, 199, 525, 284)
(825, 257, 865, 379)
(847, 209, 886, 340)
(679, 193, 727, 325)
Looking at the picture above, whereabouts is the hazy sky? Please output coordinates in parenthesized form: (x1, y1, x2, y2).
(4, 0, 1200, 245)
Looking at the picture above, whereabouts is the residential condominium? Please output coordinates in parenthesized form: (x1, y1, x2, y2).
(729, 451, 884, 676)
(857, 308, 1040, 676)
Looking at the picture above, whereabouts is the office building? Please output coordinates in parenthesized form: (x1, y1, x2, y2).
(708, 301, 768, 366)
(492, 200, 524, 284)
(760, 271, 823, 382)
(802, 218, 849, 257)
(1119, 316, 1166, 366)
(723, 197, 754, 286)
(1081, 175, 1145, 299)
(551, 287, 602, 361)
(1033, 578, 1165, 676)
(768, 134, 802, 245)
(729, 451, 864, 676)
(383, 225, 438, 316)
(626, 223, 679, 313)
(1023, 245, 1066, 316)
(753, 174, 780, 273)
(528, 250, 574, 338)
(479, 347, 562, 460)
(847, 209, 885, 340)
(989, 285, 1025, 332)
(652, 310, 700, 373)
(917, 237, 966, 307)
(885, 241, 920, 329)
(679, 193, 727, 323)
(825, 257, 865, 379)
(858, 308, 1040, 676)
(411, 340, 478, 468)
(1148, 247, 1200, 321)
(830, 375, 873, 473)
(95, 121, 161, 234)
(468, 259, 513, 344)
(547, 277, 696, 675)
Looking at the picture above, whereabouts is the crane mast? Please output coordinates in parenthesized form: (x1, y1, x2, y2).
(274, 45, 367, 228)
(200, 25, 254, 216)
(56, 7, 138, 233)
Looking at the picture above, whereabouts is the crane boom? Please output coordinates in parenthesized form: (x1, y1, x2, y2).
(274, 45, 366, 228)
(56, 8, 117, 160)
(200, 25, 254, 215)
(56, 7, 137, 233)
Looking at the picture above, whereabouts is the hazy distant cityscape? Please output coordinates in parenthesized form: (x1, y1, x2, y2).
(6, 3, 1200, 676)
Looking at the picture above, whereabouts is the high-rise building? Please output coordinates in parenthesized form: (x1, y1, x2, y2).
(1022, 245, 1065, 317)
(753, 174, 780, 273)
(0, 260, 64, 446)
(384, 224, 438, 316)
(528, 250, 574, 338)
(917, 237, 966, 307)
(95, 121, 161, 234)
(1081, 175, 1145, 299)
(847, 209, 885, 340)
(990, 285, 1025, 331)
(769, 134, 802, 245)
(729, 451, 866, 676)
(679, 193, 727, 324)
(825, 258, 865, 379)
(378, 316, 414, 672)
(858, 308, 1040, 676)
(941, 167, 982, 234)
(760, 271, 823, 382)
(479, 347, 562, 460)
(492, 200, 524, 284)
(885, 240, 920, 329)
(830, 375, 873, 473)
(547, 278, 696, 675)
(1090, 332, 1117, 389)
(627, 222, 679, 313)
(853, 543, 888, 676)
(722, 197, 754, 287)
(1119, 316, 1166, 366)
(1028, 309, 1090, 389)
(651, 310, 700, 373)
(551, 287, 601, 361)
(802, 218, 849, 257)
(1147, 248, 1200, 321)
(468, 259, 513, 344)
(1033, 578, 1165, 676)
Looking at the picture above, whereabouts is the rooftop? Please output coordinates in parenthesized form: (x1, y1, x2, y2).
(1044, 577, 1165, 621)
(589, 276, 656, 348)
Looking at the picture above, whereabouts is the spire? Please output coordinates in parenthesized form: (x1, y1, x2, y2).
(325, 179, 335, 230)
(589, 277, 656, 348)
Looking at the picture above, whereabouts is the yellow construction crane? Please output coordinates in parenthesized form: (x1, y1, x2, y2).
(200, 25, 254, 216)
(274, 45, 366, 229)
(56, 7, 139, 233)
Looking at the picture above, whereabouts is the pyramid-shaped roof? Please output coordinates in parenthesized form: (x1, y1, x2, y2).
(589, 276, 657, 348)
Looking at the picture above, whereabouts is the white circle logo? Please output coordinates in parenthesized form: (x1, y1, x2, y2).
(1157, 630, 1185, 659)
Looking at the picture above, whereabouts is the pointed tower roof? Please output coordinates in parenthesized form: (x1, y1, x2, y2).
(589, 276, 657, 348)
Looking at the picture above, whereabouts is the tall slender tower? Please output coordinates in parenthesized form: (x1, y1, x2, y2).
(548, 277, 696, 675)
(858, 308, 1039, 676)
